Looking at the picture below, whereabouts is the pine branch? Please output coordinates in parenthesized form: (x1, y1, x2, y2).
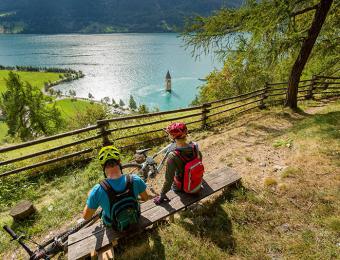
(290, 3, 319, 17)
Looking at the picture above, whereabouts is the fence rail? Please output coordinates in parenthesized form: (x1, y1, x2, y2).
(0, 75, 339, 178)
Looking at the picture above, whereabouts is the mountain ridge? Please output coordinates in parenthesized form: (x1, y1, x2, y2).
(0, 0, 243, 33)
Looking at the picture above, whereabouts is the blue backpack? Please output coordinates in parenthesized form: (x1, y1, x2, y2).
(100, 175, 140, 231)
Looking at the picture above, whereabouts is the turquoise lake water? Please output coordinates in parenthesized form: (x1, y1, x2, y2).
(0, 34, 221, 110)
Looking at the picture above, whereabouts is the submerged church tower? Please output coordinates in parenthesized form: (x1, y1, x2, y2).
(165, 70, 171, 93)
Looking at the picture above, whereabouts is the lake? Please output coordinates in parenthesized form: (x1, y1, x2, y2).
(0, 34, 221, 110)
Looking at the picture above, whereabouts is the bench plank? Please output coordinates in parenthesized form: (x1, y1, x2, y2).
(68, 167, 240, 260)
(67, 168, 223, 244)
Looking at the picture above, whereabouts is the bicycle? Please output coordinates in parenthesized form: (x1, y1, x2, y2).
(3, 141, 176, 259)
(122, 141, 176, 181)
(3, 211, 100, 260)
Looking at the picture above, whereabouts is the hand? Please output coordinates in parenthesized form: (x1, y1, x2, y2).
(153, 194, 170, 205)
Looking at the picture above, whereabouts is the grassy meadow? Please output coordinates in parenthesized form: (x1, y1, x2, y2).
(54, 99, 102, 120)
(0, 70, 63, 93)
(0, 70, 99, 143)
(0, 99, 339, 259)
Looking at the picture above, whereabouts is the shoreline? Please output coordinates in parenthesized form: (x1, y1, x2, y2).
(0, 66, 132, 116)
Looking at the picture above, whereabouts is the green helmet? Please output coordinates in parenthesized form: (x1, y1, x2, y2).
(98, 145, 121, 166)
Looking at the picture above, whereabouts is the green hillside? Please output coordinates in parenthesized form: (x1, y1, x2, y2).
(0, 0, 242, 33)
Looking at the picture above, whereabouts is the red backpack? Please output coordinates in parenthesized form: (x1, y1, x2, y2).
(173, 143, 204, 194)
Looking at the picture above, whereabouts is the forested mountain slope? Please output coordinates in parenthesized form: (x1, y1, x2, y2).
(0, 0, 243, 33)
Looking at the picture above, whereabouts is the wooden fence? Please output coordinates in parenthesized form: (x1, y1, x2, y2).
(0, 75, 339, 178)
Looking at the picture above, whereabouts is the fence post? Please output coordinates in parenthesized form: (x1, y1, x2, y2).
(306, 75, 316, 100)
(97, 121, 111, 146)
(259, 82, 269, 109)
(201, 103, 211, 129)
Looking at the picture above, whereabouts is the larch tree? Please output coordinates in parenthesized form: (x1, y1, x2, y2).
(129, 95, 137, 110)
(182, 0, 338, 106)
(285, 0, 333, 109)
(0, 72, 63, 140)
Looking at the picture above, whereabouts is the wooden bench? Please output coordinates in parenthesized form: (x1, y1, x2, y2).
(68, 167, 241, 260)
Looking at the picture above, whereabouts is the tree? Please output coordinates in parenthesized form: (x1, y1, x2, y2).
(56, 90, 62, 98)
(138, 104, 149, 114)
(286, 0, 333, 109)
(129, 95, 137, 110)
(70, 104, 110, 129)
(119, 99, 125, 107)
(88, 92, 94, 104)
(182, 0, 338, 105)
(0, 72, 63, 140)
(111, 97, 116, 105)
(69, 89, 77, 101)
(102, 96, 110, 104)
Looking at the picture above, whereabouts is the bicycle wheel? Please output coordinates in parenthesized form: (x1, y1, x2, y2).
(122, 163, 148, 180)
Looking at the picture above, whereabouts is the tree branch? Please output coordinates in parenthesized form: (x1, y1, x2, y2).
(290, 3, 319, 17)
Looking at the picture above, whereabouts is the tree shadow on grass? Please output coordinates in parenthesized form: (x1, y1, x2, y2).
(246, 108, 334, 138)
(115, 229, 165, 260)
(290, 111, 340, 139)
(178, 188, 236, 254)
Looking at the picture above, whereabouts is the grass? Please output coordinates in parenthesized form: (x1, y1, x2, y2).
(0, 70, 63, 93)
(0, 105, 203, 179)
(281, 166, 300, 178)
(263, 177, 278, 187)
(1, 99, 339, 259)
(0, 122, 8, 143)
(273, 138, 293, 148)
(54, 99, 102, 120)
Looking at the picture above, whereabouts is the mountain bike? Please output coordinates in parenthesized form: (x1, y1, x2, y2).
(3, 142, 176, 259)
(3, 211, 100, 260)
(122, 141, 176, 181)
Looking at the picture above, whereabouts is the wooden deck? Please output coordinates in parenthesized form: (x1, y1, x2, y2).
(68, 167, 241, 260)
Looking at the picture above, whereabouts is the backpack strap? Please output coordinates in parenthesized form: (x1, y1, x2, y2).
(174, 150, 188, 163)
(190, 143, 198, 158)
(100, 179, 117, 222)
(174, 143, 198, 162)
(125, 174, 135, 197)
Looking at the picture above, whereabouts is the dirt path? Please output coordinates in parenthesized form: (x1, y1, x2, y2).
(190, 99, 338, 190)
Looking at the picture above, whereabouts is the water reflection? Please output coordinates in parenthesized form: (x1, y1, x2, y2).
(0, 34, 221, 110)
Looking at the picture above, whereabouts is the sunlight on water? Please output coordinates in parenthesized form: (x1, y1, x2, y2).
(0, 34, 221, 110)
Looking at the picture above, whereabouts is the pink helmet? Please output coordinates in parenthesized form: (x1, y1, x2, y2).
(166, 122, 188, 139)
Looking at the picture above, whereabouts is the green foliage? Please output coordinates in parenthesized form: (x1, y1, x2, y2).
(68, 103, 110, 129)
(183, 0, 339, 103)
(102, 96, 110, 104)
(119, 99, 125, 107)
(129, 95, 137, 110)
(88, 92, 94, 99)
(273, 138, 293, 148)
(68, 89, 76, 100)
(0, 72, 63, 141)
(138, 104, 149, 114)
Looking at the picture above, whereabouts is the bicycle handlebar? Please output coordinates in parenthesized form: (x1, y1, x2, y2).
(3, 225, 17, 239)
(3, 211, 101, 260)
(3, 225, 35, 257)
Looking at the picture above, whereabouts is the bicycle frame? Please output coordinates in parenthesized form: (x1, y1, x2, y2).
(152, 142, 176, 173)
(3, 211, 101, 260)
(129, 141, 175, 180)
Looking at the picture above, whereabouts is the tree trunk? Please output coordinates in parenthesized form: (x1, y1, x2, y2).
(285, 0, 333, 109)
